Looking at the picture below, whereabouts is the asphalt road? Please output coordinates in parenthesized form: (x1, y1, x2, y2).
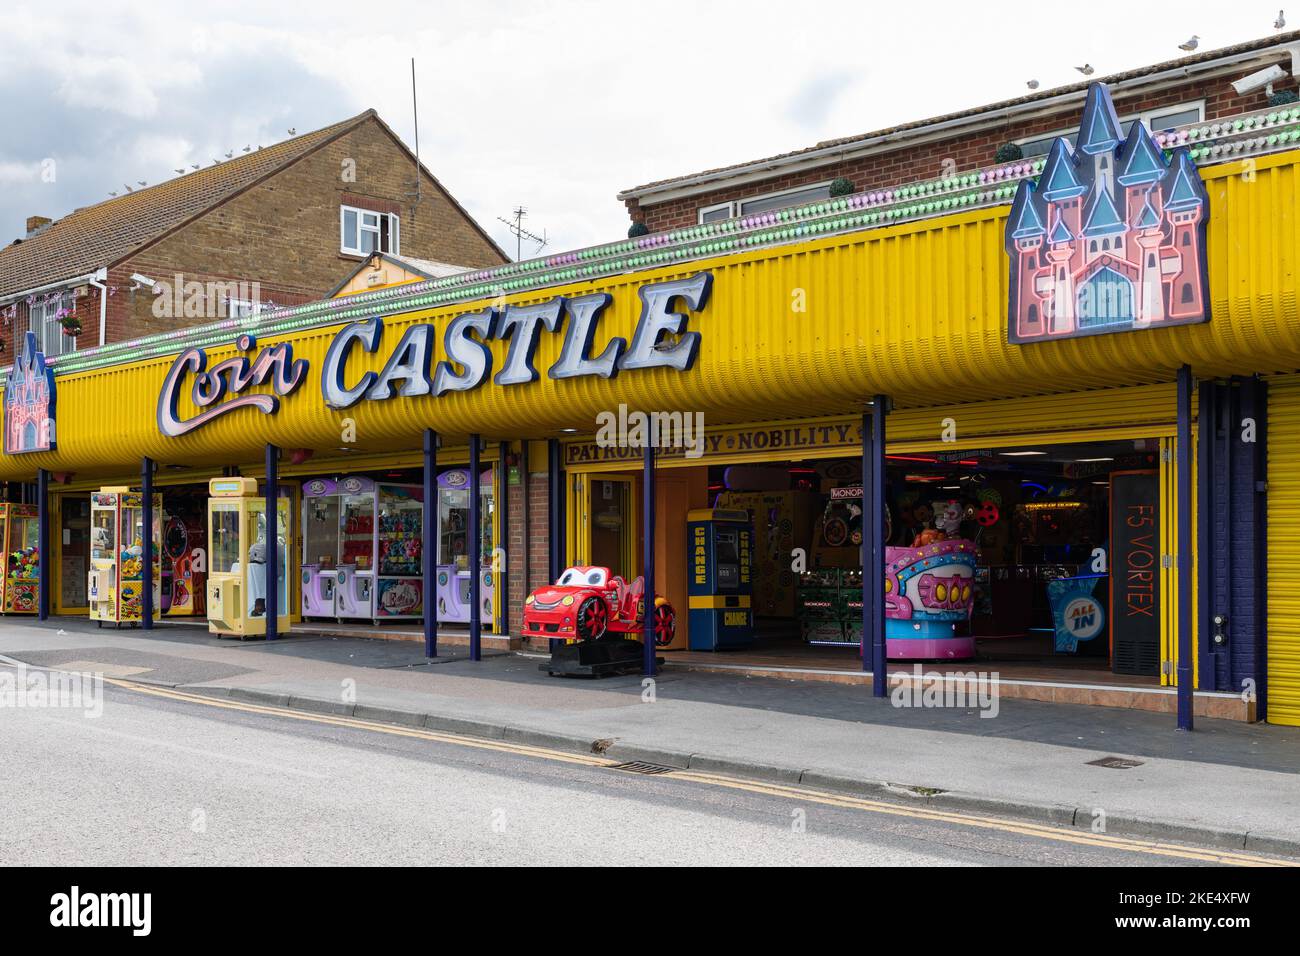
(0, 665, 1275, 867)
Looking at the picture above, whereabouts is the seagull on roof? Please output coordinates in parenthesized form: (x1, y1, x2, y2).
(224, 150, 234, 158)
(108, 191, 117, 197)
(1027, 79, 1040, 90)
(1179, 35, 1199, 51)
(174, 168, 185, 174)
(191, 163, 200, 170)
(287, 127, 296, 135)
(242, 145, 251, 152)
(1075, 64, 1094, 75)
(1277, 10, 1287, 29)
(137, 181, 146, 187)
(123, 184, 132, 192)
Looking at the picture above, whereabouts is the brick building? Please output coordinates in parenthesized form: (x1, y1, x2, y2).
(0, 110, 506, 361)
(619, 32, 1300, 232)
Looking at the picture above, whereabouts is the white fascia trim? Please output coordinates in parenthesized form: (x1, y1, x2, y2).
(620, 45, 1297, 206)
(0, 270, 103, 307)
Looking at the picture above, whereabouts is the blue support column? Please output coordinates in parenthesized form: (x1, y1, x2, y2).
(498, 441, 510, 635)
(643, 441, 657, 677)
(865, 398, 888, 697)
(36, 469, 49, 621)
(423, 429, 439, 658)
(469, 435, 482, 661)
(265, 443, 279, 642)
(1177, 366, 1194, 730)
(142, 457, 154, 629)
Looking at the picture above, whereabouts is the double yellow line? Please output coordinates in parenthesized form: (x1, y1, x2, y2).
(107, 677, 1295, 867)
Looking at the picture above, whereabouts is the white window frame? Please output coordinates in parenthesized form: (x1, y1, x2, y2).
(1014, 100, 1206, 157)
(26, 291, 76, 357)
(696, 179, 836, 225)
(340, 205, 401, 256)
(698, 201, 735, 225)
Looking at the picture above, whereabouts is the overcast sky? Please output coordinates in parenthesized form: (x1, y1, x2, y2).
(0, 1, 1289, 259)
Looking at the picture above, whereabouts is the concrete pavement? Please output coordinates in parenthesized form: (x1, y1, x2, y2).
(2, 616, 1298, 857)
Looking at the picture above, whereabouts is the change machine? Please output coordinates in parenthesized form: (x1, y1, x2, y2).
(686, 508, 755, 650)
(436, 467, 495, 626)
(88, 487, 161, 626)
(207, 477, 290, 638)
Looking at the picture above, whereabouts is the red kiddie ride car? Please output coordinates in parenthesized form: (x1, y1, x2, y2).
(524, 566, 676, 646)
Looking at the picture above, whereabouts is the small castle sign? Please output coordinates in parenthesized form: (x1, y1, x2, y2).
(1005, 82, 1210, 344)
(4, 331, 56, 454)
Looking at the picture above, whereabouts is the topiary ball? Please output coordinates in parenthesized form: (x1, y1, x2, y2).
(994, 142, 1023, 163)
(829, 177, 856, 197)
(1269, 89, 1299, 107)
(627, 221, 650, 238)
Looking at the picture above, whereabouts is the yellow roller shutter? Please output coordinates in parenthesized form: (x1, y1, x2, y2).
(1267, 375, 1300, 725)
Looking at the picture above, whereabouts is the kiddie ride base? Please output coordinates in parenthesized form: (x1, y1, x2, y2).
(525, 566, 672, 678)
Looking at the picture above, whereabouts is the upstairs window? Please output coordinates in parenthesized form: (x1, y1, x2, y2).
(1016, 101, 1205, 157)
(27, 291, 77, 357)
(697, 181, 835, 225)
(340, 205, 400, 256)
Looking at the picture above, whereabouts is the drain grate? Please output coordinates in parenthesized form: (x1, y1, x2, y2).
(1087, 756, 1145, 769)
(610, 761, 676, 776)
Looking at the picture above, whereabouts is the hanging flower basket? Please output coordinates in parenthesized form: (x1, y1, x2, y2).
(57, 306, 81, 337)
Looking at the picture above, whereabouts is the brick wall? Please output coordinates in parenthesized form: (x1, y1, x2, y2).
(519, 467, 557, 650)
(627, 78, 1288, 232)
(0, 117, 508, 356)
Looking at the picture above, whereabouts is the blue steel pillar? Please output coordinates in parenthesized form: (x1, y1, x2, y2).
(265, 443, 279, 641)
(1177, 366, 1194, 730)
(142, 457, 154, 629)
(643, 441, 657, 677)
(423, 429, 439, 658)
(36, 469, 49, 621)
(469, 435, 482, 661)
(864, 397, 889, 697)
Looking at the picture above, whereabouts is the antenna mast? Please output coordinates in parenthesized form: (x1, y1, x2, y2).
(411, 58, 421, 205)
(496, 206, 548, 261)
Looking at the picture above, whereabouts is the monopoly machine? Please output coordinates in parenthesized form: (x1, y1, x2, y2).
(88, 487, 161, 626)
(206, 477, 291, 638)
(0, 503, 39, 614)
(686, 508, 755, 650)
(436, 467, 495, 626)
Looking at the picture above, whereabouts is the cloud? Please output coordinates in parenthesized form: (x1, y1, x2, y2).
(0, 0, 1275, 263)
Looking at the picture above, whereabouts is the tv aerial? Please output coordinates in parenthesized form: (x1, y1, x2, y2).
(498, 206, 548, 261)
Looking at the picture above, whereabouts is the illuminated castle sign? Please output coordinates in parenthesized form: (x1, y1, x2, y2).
(1005, 82, 1210, 344)
(4, 331, 56, 455)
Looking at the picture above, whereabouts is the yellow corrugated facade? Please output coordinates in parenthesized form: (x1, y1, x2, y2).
(1267, 376, 1300, 726)
(0, 151, 1297, 483)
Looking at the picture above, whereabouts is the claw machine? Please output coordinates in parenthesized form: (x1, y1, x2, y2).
(337, 476, 378, 619)
(301, 478, 343, 618)
(374, 482, 423, 620)
(88, 487, 161, 626)
(0, 502, 40, 614)
(206, 477, 290, 638)
(436, 467, 495, 627)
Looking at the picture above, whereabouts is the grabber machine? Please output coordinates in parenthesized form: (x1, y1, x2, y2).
(206, 477, 290, 638)
(88, 487, 161, 626)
